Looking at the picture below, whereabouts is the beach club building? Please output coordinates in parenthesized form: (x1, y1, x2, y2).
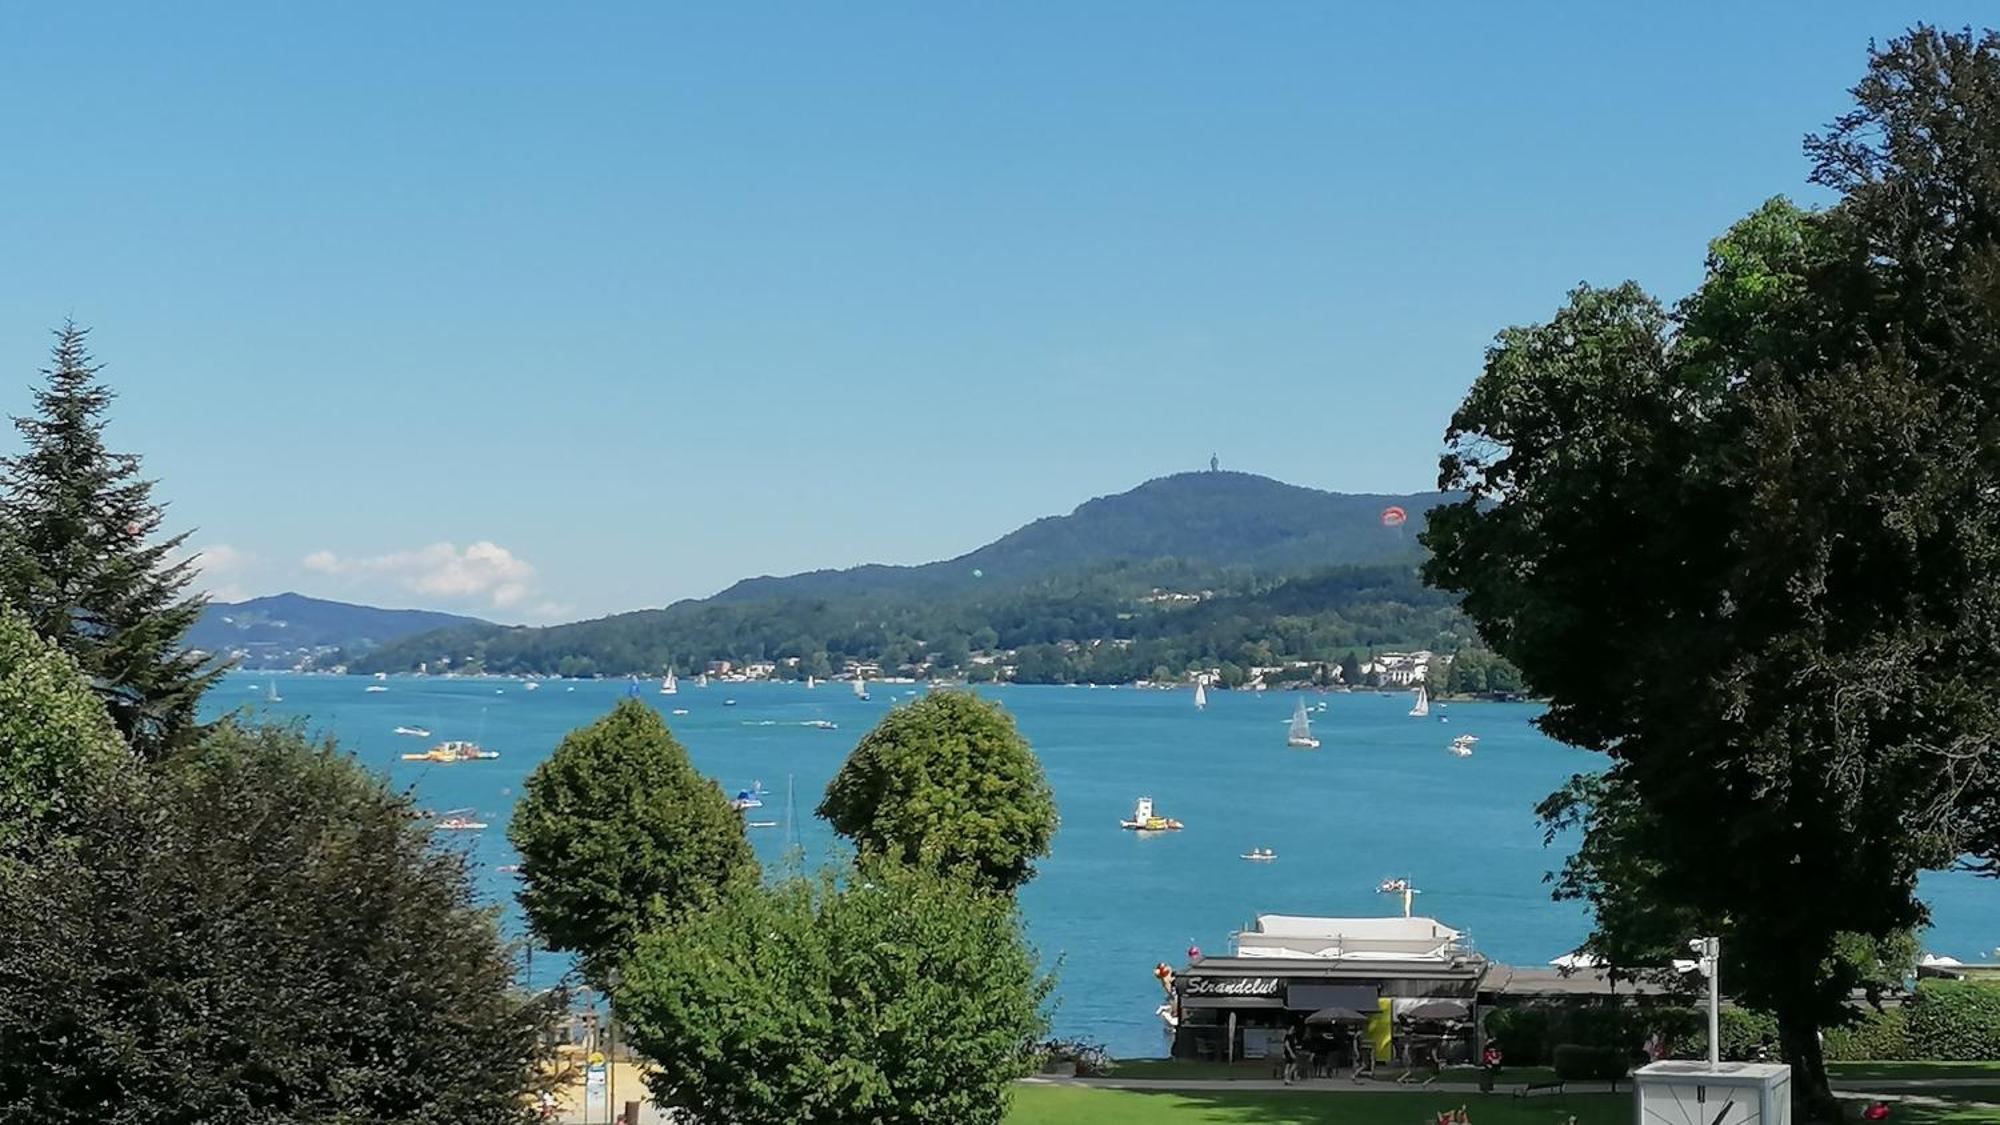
(1167, 913, 1486, 1062)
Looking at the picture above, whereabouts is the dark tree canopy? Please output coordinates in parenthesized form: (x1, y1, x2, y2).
(617, 860, 1050, 1125)
(819, 691, 1057, 893)
(0, 323, 220, 758)
(510, 698, 757, 984)
(0, 722, 560, 1124)
(1424, 27, 2000, 1119)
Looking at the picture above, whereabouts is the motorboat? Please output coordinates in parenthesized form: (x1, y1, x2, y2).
(731, 784, 766, 811)
(392, 726, 431, 738)
(365, 684, 388, 693)
(1241, 848, 1277, 861)
(1449, 734, 1478, 758)
(434, 812, 488, 831)
(804, 719, 838, 730)
(1120, 796, 1184, 832)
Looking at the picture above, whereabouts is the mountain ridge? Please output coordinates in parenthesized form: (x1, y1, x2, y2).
(711, 471, 1444, 603)
(190, 592, 489, 665)
(347, 472, 1465, 679)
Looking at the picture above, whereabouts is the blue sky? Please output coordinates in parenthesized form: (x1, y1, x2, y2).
(0, 3, 1983, 621)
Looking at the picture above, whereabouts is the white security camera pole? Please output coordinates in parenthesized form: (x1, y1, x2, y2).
(1688, 937, 1720, 1067)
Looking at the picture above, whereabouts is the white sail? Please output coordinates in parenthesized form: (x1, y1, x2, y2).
(807, 675, 817, 689)
(697, 672, 709, 688)
(1194, 682, 1208, 710)
(661, 671, 678, 695)
(1409, 685, 1429, 717)
(1287, 697, 1318, 747)
(267, 681, 282, 704)
(852, 676, 868, 700)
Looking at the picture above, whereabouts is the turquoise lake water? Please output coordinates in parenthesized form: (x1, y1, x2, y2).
(203, 673, 2000, 1058)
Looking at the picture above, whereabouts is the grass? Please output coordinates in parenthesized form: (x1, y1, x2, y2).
(1104, 1059, 1563, 1087)
(1008, 1086, 1626, 1125)
(1829, 1061, 2000, 1081)
(1888, 1101, 2000, 1125)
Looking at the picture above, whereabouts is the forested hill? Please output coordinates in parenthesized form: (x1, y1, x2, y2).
(191, 593, 488, 665)
(350, 473, 1471, 682)
(710, 471, 1448, 602)
(351, 561, 1472, 684)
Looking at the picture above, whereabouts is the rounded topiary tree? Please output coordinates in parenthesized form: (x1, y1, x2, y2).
(617, 860, 1050, 1125)
(0, 607, 126, 857)
(510, 699, 757, 983)
(818, 691, 1056, 893)
(0, 721, 561, 1123)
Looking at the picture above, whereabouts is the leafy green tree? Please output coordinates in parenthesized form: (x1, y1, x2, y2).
(0, 721, 560, 1123)
(616, 860, 1050, 1125)
(1425, 31, 2000, 1109)
(0, 608, 126, 856)
(1338, 651, 1362, 686)
(819, 691, 1056, 893)
(0, 324, 221, 758)
(510, 699, 757, 984)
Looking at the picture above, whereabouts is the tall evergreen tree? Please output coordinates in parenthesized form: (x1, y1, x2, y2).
(0, 323, 219, 758)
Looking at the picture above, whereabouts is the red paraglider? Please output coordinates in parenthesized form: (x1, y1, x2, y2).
(1380, 506, 1408, 528)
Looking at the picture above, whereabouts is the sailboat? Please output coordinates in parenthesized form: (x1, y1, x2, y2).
(660, 670, 678, 695)
(1286, 697, 1320, 749)
(852, 676, 870, 702)
(1409, 685, 1431, 718)
(1194, 681, 1208, 710)
(697, 672, 710, 689)
(266, 681, 283, 704)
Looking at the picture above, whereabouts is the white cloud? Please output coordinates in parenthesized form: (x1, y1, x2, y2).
(302, 540, 545, 614)
(190, 543, 257, 603)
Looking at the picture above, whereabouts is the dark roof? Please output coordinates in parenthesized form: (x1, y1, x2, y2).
(1479, 966, 1677, 998)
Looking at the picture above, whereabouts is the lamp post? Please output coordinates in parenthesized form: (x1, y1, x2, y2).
(1690, 937, 1720, 1068)
(606, 968, 621, 1125)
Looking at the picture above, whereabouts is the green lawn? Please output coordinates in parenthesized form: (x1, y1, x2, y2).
(1829, 1061, 2000, 1081)
(1889, 1100, 2000, 1125)
(1009, 1084, 2000, 1125)
(1009, 1087, 1626, 1125)
(1104, 1059, 1563, 1087)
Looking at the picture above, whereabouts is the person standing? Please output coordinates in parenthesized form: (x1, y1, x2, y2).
(1281, 1023, 1304, 1086)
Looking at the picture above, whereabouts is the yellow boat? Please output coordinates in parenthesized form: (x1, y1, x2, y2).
(400, 740, 499, 763)
(1120, 796, 1184, 832)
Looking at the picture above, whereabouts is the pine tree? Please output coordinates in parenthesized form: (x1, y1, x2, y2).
(0, 323, 220, 758)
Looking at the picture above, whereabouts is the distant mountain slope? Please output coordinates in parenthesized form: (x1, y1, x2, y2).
(190, 593, 489, 659)
(713, 471, 1447, 602)
(352, 472, 1469, 680)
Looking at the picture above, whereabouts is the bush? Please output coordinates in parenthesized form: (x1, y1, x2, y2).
(1485, 1003, 1703, 1065)
(1553, 1043, 1629, 1082)
(1484, 1007, 1555, 1064)
(1906, 980, 2000, 1061)
(1823, 1008, 1910, 1061)
(0, 723, 562, 1122)
(617, 860, 1051, 1125)
(1668, 1006, 1779, 1061)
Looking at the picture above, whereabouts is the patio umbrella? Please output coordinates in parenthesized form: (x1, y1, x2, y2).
(1304, 1006, 1370, 1024)
(1400, 1000, 1470, 1022)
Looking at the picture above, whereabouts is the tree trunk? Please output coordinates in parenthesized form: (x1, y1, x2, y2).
(1776, 1011, 1841, 1123)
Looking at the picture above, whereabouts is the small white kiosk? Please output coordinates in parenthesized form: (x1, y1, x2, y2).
(1634, 1061, 1793, 1125)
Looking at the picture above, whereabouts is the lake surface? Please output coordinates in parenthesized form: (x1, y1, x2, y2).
(204, 673, 2000, 1058)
